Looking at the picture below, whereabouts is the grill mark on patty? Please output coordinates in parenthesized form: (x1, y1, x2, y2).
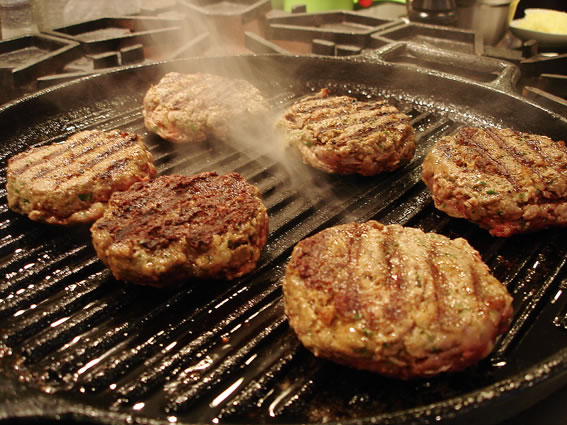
(455, 128, 521, 190)
(95, 157, 131, 181)
(81, 134, 139, 171)
(287, 99, 395, 129)
(8, 131, 107, 176)
(524, 137, 554, 166)
(471, 128, 567, 195)
(484, 128, 549, 188)
(303, 110, 409, 150)
(412, 233, 429, 320)
(520, 133, 567, 180)
(467, 253, 482, 299)
(382, 225, 400, 290)
(485, 128, 547, 195)
(335, 226, 363, 318)
(210, 79, 248, 103)
(158, 74, 258, 110)
(340, 114, 409, 142)
(356, 101, 387, 111)
(98, 172, 264, 250)
(484, 128, 567, 200)
(32, 132, 139, 180)
(486, 128, 539, 166)
(13, 132, 119, 179)
(311, 108, 402, 133)
(426, 238, 445, 329)
(381, 225, 405, 323)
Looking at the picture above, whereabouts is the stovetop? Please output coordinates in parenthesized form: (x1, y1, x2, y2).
(0, 1, 565, 110)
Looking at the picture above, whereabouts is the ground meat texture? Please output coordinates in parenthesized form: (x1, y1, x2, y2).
(421, 127, 567, 237)
(90, 172, 269, 287)
(143, 72, 270, 143)
(6, 130, 156, 225)
(274, 88, 416, 176)
(283, 221, 513, 379)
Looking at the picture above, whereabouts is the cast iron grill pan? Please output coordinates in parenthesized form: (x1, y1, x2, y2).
(1, 55, 567, 425)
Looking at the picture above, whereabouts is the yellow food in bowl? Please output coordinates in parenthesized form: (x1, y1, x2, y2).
(514, 8, 567, 35)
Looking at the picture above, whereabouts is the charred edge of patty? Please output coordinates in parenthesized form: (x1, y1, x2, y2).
(91, 172, 269, 286)
(422, 127, 567, 237)
(6, 130, 156, 225)
(283, 221, 513, 379)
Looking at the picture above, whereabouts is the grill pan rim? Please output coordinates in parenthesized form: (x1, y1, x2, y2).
(1, 348, 567, 425)
(1, 54, 567, 425)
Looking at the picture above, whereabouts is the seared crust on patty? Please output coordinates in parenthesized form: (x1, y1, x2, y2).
(274, 88, 416, 176)
(6, 130, 156, 225)
(283, 221, 513, 379)
(143, 72, 270, 143)
(90, 172, 269, 287)
(422, 127, 567, 237)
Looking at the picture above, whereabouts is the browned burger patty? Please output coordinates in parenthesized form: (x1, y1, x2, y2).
(143, 72, 270, 144)
(90, 172, 269, 287)
(274, 88, 416, 176)
(421, 126, 567, 237)
(283, 221, 513, 379)
(6, 130, 156, 225)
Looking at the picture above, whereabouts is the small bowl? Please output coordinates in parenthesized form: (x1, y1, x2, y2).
(509, 8, 567, 48)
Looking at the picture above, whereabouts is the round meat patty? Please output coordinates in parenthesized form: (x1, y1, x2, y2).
(90, 172, 269, 287)
(422, 126, 567, 237)
(274, 88, 416, 176)
(143, 72, 270, 144)
(283, 221, 513, 379)
(6, 130, 156, 225)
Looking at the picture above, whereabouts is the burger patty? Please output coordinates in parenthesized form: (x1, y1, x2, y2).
(6, 130, 156, 225)
(274, 88, 416, 176)
(421, 126, 567, 237)
(143, 72, 270, 144)
(283, 221, 513, 379)
(90, 172, 269, 287)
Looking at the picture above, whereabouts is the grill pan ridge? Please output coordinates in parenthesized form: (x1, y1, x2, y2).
(1, 54, 567, 425)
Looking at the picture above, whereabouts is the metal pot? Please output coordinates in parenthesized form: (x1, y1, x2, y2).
(455, 0, 519, 45)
